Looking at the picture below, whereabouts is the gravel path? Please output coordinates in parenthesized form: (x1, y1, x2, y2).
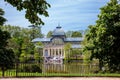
(0, 77, 120, 80)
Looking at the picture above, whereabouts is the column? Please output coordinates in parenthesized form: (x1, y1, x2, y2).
(51, 48, 53, 57)
(53, 49, 54, 57)
(57, 48, 60, 57)
(48, 48, 50, 57)
(60, 48, 62, 57)
(54, 48, 56, 56)
(43, 48, 45, 57)
(50, 48, 51, 57)
(63, 49, 65, 58)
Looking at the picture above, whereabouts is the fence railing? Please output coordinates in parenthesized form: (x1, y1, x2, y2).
(0, 62, 99, 77)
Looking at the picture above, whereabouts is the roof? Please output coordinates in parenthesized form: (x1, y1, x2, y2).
(52, 26, 65, 36)
(32, 37, 83, 42)
(32, 26, 83, 42)
(65, 38, 83, 42)
(32, 38, 50, 42)
(71, 45, 82, 48)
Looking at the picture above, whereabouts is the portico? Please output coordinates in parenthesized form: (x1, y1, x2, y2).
(43, 45, 64, 58)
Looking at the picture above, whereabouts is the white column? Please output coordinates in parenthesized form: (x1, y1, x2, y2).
(51, 48, 53, 56)
(53, 49, 54, 57)
(54, 49, 56, 56)
(58, 48, 59, 57)
(61, 48, 62, 57)
(48, 48, 50, 56)
(63, 49, 65, 58)
(49, 48, 51, 56)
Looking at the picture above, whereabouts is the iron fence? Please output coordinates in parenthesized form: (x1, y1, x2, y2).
(0, 62, 99, 77)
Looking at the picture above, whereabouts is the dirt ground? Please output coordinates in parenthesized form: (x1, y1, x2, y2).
(0, 77, 120, 80)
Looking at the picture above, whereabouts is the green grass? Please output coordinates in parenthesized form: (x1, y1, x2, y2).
(0, 71, 120, 77)
(30, 73, 120, 77)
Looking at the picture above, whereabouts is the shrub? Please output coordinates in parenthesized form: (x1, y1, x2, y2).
(18, 64, 42, 73)
(31, 64, 42, 73)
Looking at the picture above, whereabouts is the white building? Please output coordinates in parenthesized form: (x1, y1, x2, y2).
(32, 26, 83, 63)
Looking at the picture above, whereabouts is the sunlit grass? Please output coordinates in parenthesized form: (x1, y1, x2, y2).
(0, 70, 120, 77)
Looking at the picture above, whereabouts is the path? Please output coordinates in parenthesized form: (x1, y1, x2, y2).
(0, 77, 120, 80)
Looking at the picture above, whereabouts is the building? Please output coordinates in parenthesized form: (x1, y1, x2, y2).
(32, 26, 83, 64)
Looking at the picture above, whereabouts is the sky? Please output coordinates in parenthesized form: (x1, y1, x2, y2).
(0, 0, 109, 35)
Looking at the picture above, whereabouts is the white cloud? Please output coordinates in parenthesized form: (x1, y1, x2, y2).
(0, 0, 109, 35)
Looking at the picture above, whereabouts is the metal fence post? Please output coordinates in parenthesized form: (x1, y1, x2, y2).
(15, 57, 19, 77)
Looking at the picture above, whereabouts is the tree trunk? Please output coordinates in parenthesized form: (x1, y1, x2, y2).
(99, 59, 103, 71)
(2, 67, 5, 77)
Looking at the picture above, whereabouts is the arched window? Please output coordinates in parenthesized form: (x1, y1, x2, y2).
(52, 38, 64, 45)
(44, 49, 48, 57)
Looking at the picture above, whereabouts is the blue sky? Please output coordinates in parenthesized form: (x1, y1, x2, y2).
(0, 0, 109, 35)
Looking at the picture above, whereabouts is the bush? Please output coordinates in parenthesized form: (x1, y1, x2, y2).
(18, 64, 42, 73)
(31, 65, 42, 73)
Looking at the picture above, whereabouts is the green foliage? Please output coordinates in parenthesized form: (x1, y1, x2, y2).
(19, 64, 42, 73)
(0, 8, 7, 25)
(83, 0, 120, 72)
(19, 53, 27, 62)
(71, 31, 82, 37)
(1, 25, 43, 40)
(47, 31, 52, 38)
(4, 0, 50, 25)
(70, 49, 82, 59)
(0, 48, 15, 69)
(34, 53, 40, 62)
(64, 43, 71, 59)
(64, 43, 71, 51)
(0, 9, 15, 77)
(36, 42, 43, 47)
(66, 31, 83, 37)
(1, 25, 46, 62)
(65, 31, 73, 37)
(34, 42, 43, 63)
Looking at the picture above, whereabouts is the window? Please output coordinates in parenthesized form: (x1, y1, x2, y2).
(59, 49, 61, 55)
(52, 38, 64, 45)
(56, 49, 58, 55)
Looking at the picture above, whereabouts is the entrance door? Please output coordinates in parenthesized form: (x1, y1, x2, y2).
(44, 49, 48, 57)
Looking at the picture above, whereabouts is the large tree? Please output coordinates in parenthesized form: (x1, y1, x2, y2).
(0, 8, 15, 77)
(1, 25, 39, 62)
(4, 0, 50, 25)
(84, 0, 120, 72)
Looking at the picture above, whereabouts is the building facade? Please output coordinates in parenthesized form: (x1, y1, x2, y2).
(32, 26, 83, 64)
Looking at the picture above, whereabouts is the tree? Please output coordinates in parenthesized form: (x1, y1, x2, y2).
(83, 0, 120, 72)
(0, 30, 15, 77)
(64, 43, 71, 60)
(0, 48, 15, 77)
(65, 31, 73, 37)
(47, 31, 52, 38)
(0, 8, 6, 25)
(71, 31, 82, 37)
(19, 37, 35, 62)
(71, 49, 82, 59)
(83, 25, 99, 64)
(0, 8, 15, 77)
(4, 0, 50, 25)
(34, 42, 43, 63)
(1, 25, 45, 63)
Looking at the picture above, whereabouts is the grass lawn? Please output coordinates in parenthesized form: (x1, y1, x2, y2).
(0, 71, 120, 77)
